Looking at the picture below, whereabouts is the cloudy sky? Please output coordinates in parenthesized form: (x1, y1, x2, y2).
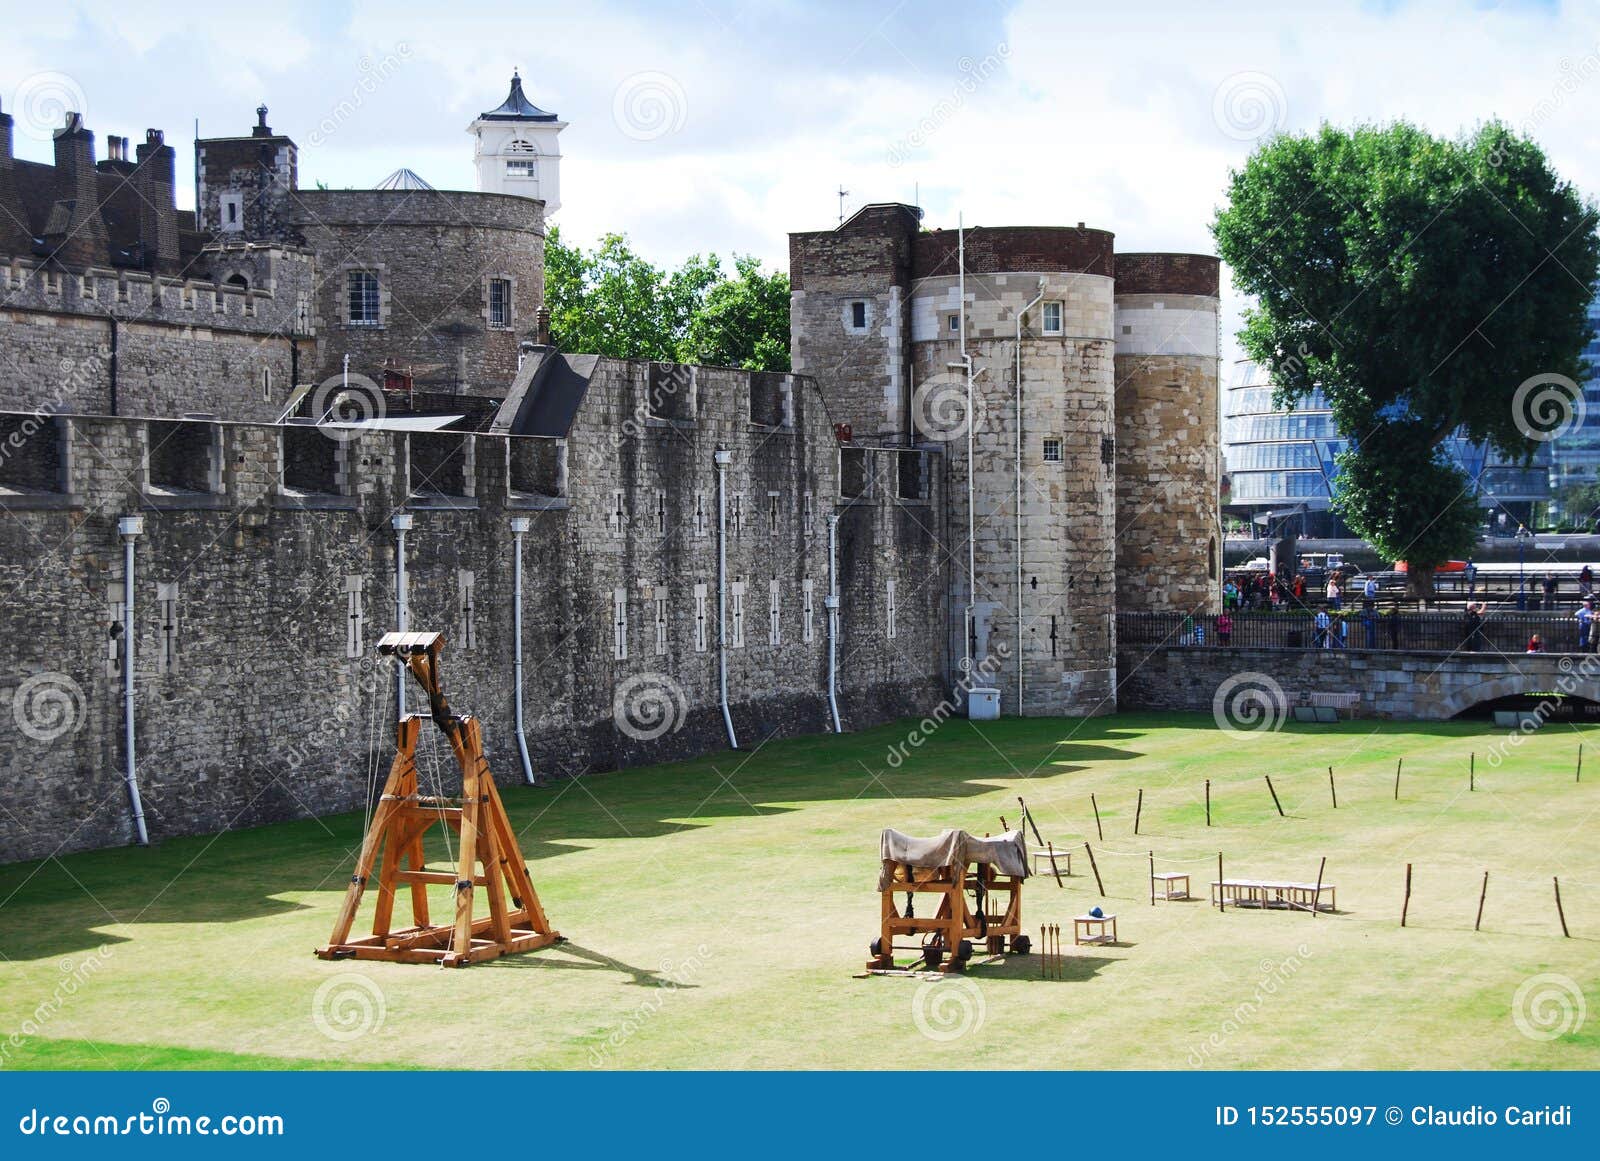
(3, 0, 1596, 361)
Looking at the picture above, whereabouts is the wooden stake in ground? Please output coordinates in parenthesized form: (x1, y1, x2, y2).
(1329, 766, 1337, 810)
(1018, 797, 1046, 847)
(1149, 850, 1156, 906)
(1265, 774, 1284, 817)
(1217, 852, 1225, 913)
(1401, 863, 1412, 928)
(1475, 870, 1489, 932)
(1578, 744, 1584, 784)
(1045, 839, 1063, 888)
(1311, 855, 1327, 918)
(1039, 924, 1046, 979)
(1470, 751, 1475, 792)
(1555, 877, 1570, 938)
(999, 815, 1008, 832)
(1084, 841, 1105, 897)
(1394, 758, 1402, 801)
(1091, 794, 1104, 841)
(1134, 788, 1144, 835)
(1205, 779, 1212, 827)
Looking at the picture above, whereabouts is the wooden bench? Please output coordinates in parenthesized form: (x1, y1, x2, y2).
(1210, 879, 1335, 912)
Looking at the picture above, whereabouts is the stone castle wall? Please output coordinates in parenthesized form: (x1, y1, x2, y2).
(0, 365, 945, 864)
(910, 271, 1118, 716)
(1113, 253, 1222, 615)
(0, 253, 313, 421)
(289, 189, 545, 392)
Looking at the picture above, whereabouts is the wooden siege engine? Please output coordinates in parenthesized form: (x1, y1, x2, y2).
(317, 631, 561, 967)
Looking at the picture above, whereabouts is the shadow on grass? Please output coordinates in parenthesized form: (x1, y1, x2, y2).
(0, 718, 1149, 961)
(485, 940, 692, 988)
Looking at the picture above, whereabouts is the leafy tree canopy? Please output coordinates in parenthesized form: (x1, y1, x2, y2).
(543, 228, 790, 371)
(1214, 121, 1599, 573)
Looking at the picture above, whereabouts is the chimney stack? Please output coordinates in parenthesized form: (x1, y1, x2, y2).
(0, 98, 33, 256)
(134, 129, 178, 274)
(534, 306, 551, 346)
(46, 112, 107, 267)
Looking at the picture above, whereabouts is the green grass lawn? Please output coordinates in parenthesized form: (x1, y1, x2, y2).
(1, 712, 1597, 1070)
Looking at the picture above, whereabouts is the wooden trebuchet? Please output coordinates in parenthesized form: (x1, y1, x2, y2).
(317, 631, 562, 967)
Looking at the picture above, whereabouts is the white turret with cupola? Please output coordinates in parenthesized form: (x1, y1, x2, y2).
(467, 71, 565, 213)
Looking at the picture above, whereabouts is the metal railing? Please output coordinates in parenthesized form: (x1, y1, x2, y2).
(1117, 610, 1592, 654)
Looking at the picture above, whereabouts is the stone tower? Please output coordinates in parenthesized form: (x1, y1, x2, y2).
(468, 71, 566, 213)
(790, 212, 1123, 716)
(1112, 254, 1222, 614)
(196, 105, 299, 240)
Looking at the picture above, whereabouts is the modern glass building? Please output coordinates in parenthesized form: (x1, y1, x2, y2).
(1223, 359, 1550, 536)
(1547, 295, 1600, 505)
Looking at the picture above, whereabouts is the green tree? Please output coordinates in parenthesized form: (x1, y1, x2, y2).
(1213, 121, 1599, 593)
(682, 255, 791, 371)
(542, 229, 790, 370)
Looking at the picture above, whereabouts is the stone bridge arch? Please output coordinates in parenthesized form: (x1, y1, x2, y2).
(1418, 658, 1600, 720)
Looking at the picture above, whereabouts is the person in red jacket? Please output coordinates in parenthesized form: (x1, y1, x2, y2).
(1216, 611, 1233, 645)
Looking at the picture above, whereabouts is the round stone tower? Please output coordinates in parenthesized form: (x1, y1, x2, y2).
(908, 226, 1119, 717)
(1112, 253, 1222, 614)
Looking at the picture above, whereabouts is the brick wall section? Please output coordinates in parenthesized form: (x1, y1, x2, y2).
(912, 226, 1115, 280)
(0, 366, 945, 863)
(1113, 253, 1220, 297)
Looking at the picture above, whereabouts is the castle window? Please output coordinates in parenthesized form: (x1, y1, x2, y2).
(505, 140, 539, 187)
(839, 447, 868, 500)
(693, 583, 709, 653)
(945, 313, 961, 335)
(768, 579, 782, 646)
(219, 192, 243, 233)
(803, 491, 815, 534)
(654, 586, 669, 655)
(458, 570, 476, 651)
(730, 580, 746, 648)
(1042, 301, 1063, 336)
(344, 576, 365, 659)
(767, 491, 779, 537)
(347, 271, 381, 326)
(156, 582, 180, 674)
(1042, 437, 1064, 463)
(802, 579, 815, 644)
(693, 490, 708, 537)
(261, 367, 272, 403)
(226, 274, 249, 291)
(885, 579, 897, 640)
(731, 493, 743, 538)
(612, 588, 628, 661)
(897, 450, 925, 500)
(849, 301, 868, 331)
(488, 278, 512, 329)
